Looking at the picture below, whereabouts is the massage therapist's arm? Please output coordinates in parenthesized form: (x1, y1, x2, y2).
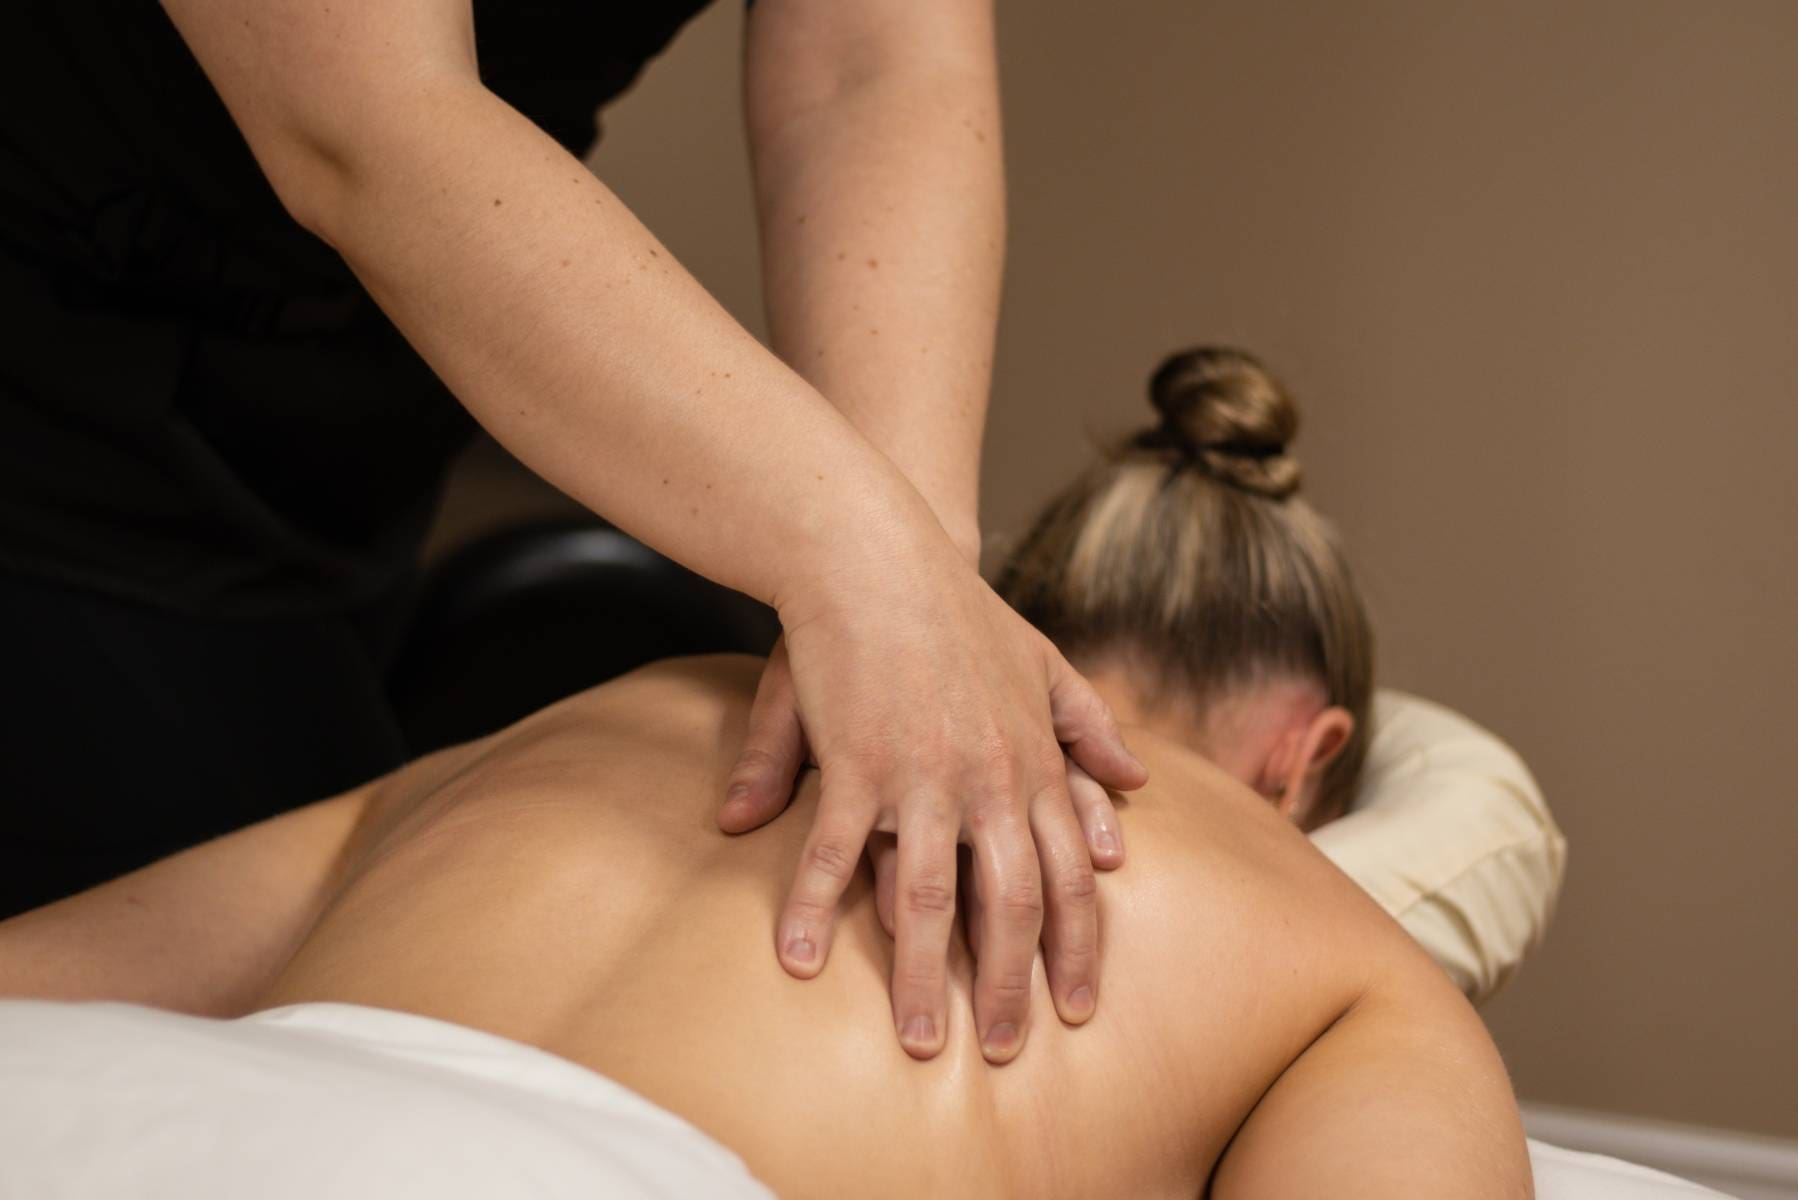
(744, 0, 1001, 561)
(157, 1, 1147, 1061)
(720, 1, 1124, 1054)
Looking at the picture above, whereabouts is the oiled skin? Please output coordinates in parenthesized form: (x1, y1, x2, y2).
(260, 655, 1519, 1198)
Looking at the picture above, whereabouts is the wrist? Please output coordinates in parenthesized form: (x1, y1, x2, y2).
(944, 521, 983, 570)
(770, 468, 966, 630)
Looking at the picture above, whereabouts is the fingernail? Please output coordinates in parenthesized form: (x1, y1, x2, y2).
(784, 933, 816, 965)
(1066, 985, 1094, 1020)
(1127, 750, 1148, 775)
(726, 782, 752, 806)
(982, 1022, 1019, 1059)
(900, 1015, 936, 1048)
(1093, 823, 1120, 855)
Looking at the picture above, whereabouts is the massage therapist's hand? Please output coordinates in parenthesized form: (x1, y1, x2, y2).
(720, 531, 1148, 1063)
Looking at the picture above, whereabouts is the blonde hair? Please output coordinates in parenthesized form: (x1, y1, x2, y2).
(996, 347, 1374, 813)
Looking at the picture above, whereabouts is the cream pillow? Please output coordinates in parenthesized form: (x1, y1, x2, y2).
(1310, 690, 1567, 1006)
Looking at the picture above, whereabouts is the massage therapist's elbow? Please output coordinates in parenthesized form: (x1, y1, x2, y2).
(159, 0, 484, 243)
(250, 79, 478, 249)
(252, 134, 356, 246)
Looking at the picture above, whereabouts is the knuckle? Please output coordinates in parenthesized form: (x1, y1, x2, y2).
(835, 736, 898, 783)
(1098, 699, 1123, 735)
(1053, 938, 1095, 972)
(1031, 736, 1072, 779)
(1081, 683, 1114, 724)
(966, 789, 1028, 836)
(785, 893, 833, 924)
(920, 791, 962, 825)
(732, 745, 783, 776)
(901, 876, 956, 917)
(983, 971, 1034, 1005)
(895, 962, 945, 995)
(804, 837, 860, 882)
(1053, 862, 1099, 907)
(970, 730, 1015, 778)
(1028, 766, 1073, 809)
(994, 880, 1045, 924)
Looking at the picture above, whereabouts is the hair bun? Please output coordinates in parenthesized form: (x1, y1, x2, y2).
(1143, 346, 1302, 499)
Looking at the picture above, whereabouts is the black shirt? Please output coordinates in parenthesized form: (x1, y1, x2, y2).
(0, 1, 716, 617)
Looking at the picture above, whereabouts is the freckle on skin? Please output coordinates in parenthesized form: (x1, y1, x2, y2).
(867, 258, 879, 269)
(649, 249, 658, 257)
(493, 198, 502, 207)
(836, 252, 846, 261)
(662, 478, 669, 486)
(561, 259, 570, 267)
(816, 473, 824, 481)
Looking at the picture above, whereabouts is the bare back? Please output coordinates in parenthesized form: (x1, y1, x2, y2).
(259, 655, 1528, 1198)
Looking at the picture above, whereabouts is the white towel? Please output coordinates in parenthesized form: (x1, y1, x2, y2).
(0, 997, 1730, 1199)
(0, 999, 773, 1199)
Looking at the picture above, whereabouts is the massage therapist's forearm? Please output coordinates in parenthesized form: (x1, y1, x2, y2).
(746, 1, 1004, 562)
(160, 1, 935, 611)
(315, 86, 933, 609)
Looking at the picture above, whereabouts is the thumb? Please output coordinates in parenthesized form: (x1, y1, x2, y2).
(1045, 647, 1149, 792)
(720, 642, 809, 833)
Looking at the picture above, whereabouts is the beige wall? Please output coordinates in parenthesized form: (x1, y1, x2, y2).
(439, 0, 1798, 1138)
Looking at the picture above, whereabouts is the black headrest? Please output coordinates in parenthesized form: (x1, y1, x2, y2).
(389, 520, 779, 753)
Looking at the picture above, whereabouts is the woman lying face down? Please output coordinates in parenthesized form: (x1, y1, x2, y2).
(0, 352, 1528, 1198)
(998, 345, 1373, 835)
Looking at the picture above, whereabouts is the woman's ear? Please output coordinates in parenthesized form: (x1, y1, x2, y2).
(1273, 706, 1355, 831)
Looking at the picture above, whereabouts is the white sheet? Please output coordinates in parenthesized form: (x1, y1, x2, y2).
(1530, 1139, 1735, 1199)
(0, 999, 1731, 1198)
(0, 999, 772, 1199)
